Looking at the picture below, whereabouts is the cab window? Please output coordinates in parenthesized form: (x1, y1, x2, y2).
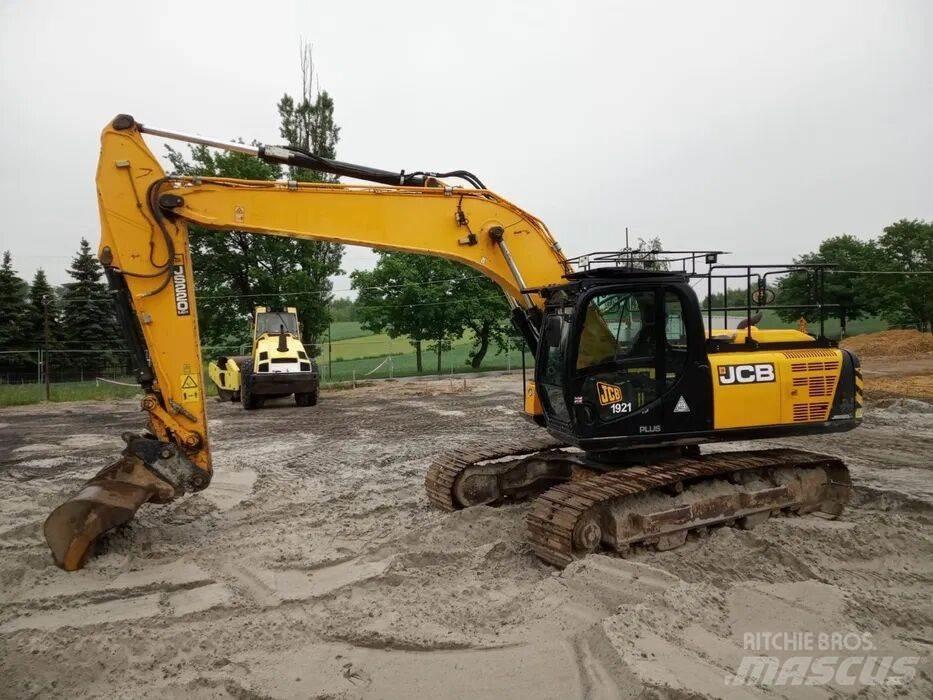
(574, 288, 690, 417)
(664, 291, 688, 388)
(577, 291, 657, 371)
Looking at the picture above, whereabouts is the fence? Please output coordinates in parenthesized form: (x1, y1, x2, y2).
(0, 349, 135, 385)
(0, 337, 535, 403)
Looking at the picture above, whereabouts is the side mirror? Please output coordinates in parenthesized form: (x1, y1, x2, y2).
(545, 316, 563, 346)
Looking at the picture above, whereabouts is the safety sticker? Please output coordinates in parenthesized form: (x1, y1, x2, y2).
(673, 395, 690, 413)
(180, 373, 200, 403)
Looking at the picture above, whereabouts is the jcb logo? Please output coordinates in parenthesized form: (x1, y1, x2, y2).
(597, 381, 623, 406)
(718, 363, 775, 385)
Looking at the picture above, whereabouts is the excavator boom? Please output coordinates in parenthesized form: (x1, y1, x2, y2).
(44, 115, 569, 569)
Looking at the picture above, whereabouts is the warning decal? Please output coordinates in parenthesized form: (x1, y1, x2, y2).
(180, 373, 201, 403)
(673, 395, 690, 413)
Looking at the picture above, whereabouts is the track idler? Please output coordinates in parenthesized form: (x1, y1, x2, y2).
(43, 433, 210, 571)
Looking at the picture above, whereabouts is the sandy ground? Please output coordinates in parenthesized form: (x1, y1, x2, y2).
(0, 361, 931, 699)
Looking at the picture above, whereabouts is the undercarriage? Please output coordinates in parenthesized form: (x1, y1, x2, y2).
(425, 435, 851, 567)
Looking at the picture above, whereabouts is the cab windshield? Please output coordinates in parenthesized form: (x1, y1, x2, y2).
(577, 291, 657, 370)
(255, 312, 299, 337)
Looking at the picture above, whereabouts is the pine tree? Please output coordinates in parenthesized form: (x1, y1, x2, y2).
(22, 269, 62, 347)
(0, 251, 28, 349)
(61, 238, 117, 376)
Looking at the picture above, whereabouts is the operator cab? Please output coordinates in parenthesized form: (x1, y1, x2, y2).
(531, 251, 859, 454)
(535, 268, 712, 452)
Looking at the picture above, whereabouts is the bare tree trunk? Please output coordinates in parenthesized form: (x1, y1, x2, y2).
(470, 321, 491, 368)
(414, 340, 422, 373)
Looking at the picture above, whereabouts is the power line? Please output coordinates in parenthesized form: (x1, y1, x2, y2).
(198, 273, 492, 300)
(834, 270, 933, 275)
(46, 272, 497, 304)
(47, 291, 508, 313)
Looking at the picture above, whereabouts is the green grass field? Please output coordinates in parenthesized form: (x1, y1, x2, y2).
(320, 342, 530, 382)
(0, 315, 888, 406)
(754, 310, 887, 336)
(315, 322, 479, 362)
(314, 322, 530, 379)
(0, 379, 143, 407)
(325, 321, 370, 342)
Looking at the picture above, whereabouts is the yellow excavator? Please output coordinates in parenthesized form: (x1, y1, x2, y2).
(208, 306, 319, 409)
(43, 115, 862, 570)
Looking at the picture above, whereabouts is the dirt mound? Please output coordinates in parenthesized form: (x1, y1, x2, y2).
(841, 328, 933, 358)
(865, 373, 933, 401)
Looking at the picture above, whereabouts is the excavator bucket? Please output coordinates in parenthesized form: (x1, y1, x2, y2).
(44, 448, 176, 571)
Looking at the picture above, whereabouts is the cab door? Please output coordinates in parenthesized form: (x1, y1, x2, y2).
(535, 304, 574, 431)
(566, 283, 712, 446)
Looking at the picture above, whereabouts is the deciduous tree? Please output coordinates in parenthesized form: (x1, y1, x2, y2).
(166, 44, 343, 351)
(872, 219, 932, 332)
(352, 253, 458, 373)
(775, 235, 879, 325)
(352, 252, 512, 372)
(442, 269, 512, 368)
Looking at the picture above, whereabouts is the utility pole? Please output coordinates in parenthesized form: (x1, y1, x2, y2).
(42, 294, 51, 401)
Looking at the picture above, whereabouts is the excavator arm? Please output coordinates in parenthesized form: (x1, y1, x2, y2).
(43, 115, 569, 570)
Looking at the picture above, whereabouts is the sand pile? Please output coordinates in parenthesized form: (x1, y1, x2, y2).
(1, 373, 931, 697)
(841, 330, 933, 400)
(841, 328, 933, 358)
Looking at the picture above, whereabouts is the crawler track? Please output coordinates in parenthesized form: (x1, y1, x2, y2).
(426, 440, 851, 568)
(425, 434, 567, 511)
(526, 448, 851, 567)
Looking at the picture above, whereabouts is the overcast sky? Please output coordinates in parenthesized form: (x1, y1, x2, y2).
(1, 0, 930, 295)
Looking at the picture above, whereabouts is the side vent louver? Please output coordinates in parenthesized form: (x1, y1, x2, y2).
(792, 402, 831, 422)
(788, 351, 838, 421)
(781, 350, 837, 359)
